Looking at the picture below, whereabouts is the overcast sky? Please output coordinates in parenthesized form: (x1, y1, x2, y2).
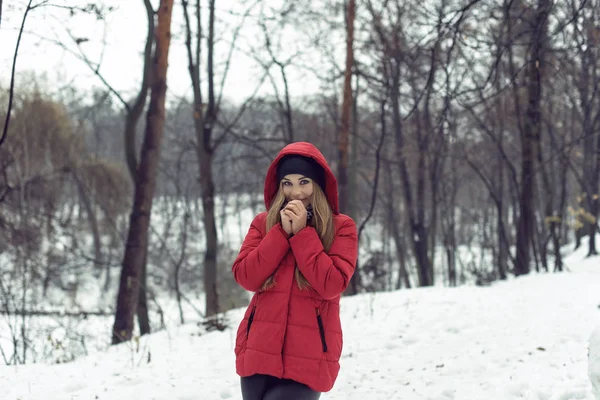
(1, 0, 345, 106)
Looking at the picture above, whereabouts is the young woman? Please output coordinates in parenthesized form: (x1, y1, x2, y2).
(232, 142, 358, 399)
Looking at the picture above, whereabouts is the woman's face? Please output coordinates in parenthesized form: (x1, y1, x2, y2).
(281, 174, 314, 207)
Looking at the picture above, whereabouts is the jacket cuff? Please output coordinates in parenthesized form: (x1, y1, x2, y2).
(274, 223, 291, 240)
(289, 226, 322, 251)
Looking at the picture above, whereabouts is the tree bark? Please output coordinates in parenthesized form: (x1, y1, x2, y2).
(514, 0, 550, 276)
(383, 161, 410, 290)
(494, 53, 508, 280)
(118, 0, 155, 337)
(112, 0, 173, 345)
(337, 0, 355, 216)
(136, 249, 151, 335)
(182, 0, 220, 317)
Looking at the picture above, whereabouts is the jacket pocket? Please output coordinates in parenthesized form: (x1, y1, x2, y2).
(246, 305, 256, 337)
(316, 308, 328, 352)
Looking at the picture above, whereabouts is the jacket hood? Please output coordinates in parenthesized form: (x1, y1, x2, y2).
(264, 142, 339, 214)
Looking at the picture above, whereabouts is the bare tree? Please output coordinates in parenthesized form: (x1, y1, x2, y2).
(181, 0, 259, 317)
(29, 0, 156, 334)
(568, 0, 600, 256)
(128, 0, 155, 338)
(514, 0, 552, 276)
(112, 0, 174, 344)
(337, 0, 355, 216)
(181, 0, 220, 318)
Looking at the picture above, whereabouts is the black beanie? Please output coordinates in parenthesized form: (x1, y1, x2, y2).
(276, 155, 325, 189)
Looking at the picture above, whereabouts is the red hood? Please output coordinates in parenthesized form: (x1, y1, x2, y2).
(264, 142, 339, 214)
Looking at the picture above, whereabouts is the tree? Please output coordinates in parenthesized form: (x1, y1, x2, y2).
(337, 0, 355, 217)
(112, 0, 174, 344)
(339, 0, 357, 293)
(65, 0, 156, 335)
(181, 0, 260, 318)
(181, 0, 220, 319)
(514, 0, 552, 276)
(126, 0, 155, 338)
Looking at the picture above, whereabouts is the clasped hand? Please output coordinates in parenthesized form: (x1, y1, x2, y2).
(280, 200, 307, 235)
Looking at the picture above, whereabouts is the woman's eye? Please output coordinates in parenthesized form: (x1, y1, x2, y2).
(300, 180, 310, 185)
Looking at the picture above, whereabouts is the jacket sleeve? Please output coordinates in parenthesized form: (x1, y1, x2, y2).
(232, 213, 291, 292)
(289, 216, 358, 300)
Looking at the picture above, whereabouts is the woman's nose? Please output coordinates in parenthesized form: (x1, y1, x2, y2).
(291, 186, 302, 197)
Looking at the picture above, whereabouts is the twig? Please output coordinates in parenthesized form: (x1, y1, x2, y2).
(357, 97, 386, 242)
(0, 0, 34, 151)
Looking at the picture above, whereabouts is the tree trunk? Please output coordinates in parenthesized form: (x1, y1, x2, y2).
(199, 152, 219, 317)
(589, 91, 600, 254)
(348, 72, 359, 221)
(496, 121, 508, 279)
(137, 249, 150, 335)
(112, 0, 173, 345)
(514, 0, 550, 276)
(337, 0, 355, 215)
(493, 53, 509, 280)
(182, 0, 220, 317)
(390, 69, 432, 287)
(384, 162, 410, 290)
(175, 211, 189, 324)
(553, 144, 569, 272)
(123, 0, 154, 337)
(536, 127, 552, 273)
(338, 0, 357, 295)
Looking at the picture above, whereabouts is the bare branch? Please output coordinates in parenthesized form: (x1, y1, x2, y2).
(357, 97, 386, 242)
(0, 0, 34, 151)
(213, 69, 271, 149)
(215, 0, 261, 114)
(65, 28, 130, 110)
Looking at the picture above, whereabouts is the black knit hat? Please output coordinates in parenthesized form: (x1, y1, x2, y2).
(276, 155, 325, 189)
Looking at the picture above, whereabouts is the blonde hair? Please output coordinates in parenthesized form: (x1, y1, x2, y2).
(260, 181, 335, 290)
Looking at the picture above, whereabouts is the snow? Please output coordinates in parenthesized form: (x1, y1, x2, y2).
(590, 326, 600, 400)
(1, 244, 599, 400)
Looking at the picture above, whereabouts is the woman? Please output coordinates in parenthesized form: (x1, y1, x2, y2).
(232, 142, 358, 399)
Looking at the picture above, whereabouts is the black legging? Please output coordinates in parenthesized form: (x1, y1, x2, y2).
(241, 374, 321, 400)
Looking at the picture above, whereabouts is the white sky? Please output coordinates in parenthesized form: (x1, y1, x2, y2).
(0, 0, 345, 107)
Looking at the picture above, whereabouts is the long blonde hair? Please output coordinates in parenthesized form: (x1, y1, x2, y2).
(260, 182, 335, 290)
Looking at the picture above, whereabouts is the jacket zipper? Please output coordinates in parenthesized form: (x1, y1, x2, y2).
(247, 293, 260, 337)
(247, 305, 256, 337)
(316, 308, 328, 352)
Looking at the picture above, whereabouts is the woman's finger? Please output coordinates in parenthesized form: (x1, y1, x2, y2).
(286, 202, 303, 215)
(284, 205, 298, 216)
(283, 210, 294, 219)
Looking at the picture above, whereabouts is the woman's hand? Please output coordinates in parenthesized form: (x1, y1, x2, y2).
(283, 200, 307, 234)
(280, 209, 293, 236)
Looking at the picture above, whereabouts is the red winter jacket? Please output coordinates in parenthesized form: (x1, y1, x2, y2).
(232, 142, 358, 393)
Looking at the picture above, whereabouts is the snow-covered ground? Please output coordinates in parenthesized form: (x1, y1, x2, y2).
(1, 242, 599, 400)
